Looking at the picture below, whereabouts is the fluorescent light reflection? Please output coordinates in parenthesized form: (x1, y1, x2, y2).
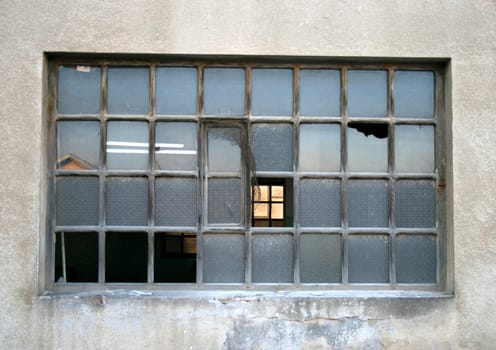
(106, 140, 196, 155)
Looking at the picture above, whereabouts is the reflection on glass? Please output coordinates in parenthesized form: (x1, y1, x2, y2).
(299, 69, 340, 116)
(203, 234, 245, 283)
(155, 122, 197, 171)
(252, 68, 293, 116)
(347, 123, 388, 172)
(395, 125, 434, 173)
(58, 65, 101, 114)
(156, 67, 198, 115)
(107, 121, 149, 170)
(107, 67, 149, 114)
(252, 124, 293, 171)
(347, 70, 387, 117)
(204, 68, 245, 115)
(208, 128, 241, 173)
(299, 124, 340, 172)
(57, 121, 100, 170)
(394, 70, 434, 118)
(348, 235, 389, 283)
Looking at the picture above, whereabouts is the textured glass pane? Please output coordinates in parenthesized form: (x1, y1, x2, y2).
(252, 234, 293, 283)
(208, 178, 241, 224)
(105, 232, 147, 282)
(299, 179, 340, 227)
(299, 69, 340, 116)
(58, 66, 101, 114)
(203, 234, 245, 283)
(252, 124, 293, 171)
(155, 122, 197, 171)
(348, 124, 388, 172)
(300, 234, 341, 283)
(55, 232, 98, 283)
(348, 235, 389, 283)
(252, 68, 293, 116)
(57, 121, 100, 170)
(154, 233, 196, 282)
(106, 177, 148, 226)
(395, 125, 435, 173)
(208, 128, 241, 173)
(204, 68, 245, 115)
(347, 70, 387, 117)
(348, 180, 388, 227)
(394, 70, 434, 118)
(155, 178, 197, 226)
(395, 180, 436, 228)
(397, 235, 437, 283)
(56, 177, 99, 226)
(156, 67, 198, 115)
(107, 121, 149, 170)
(107, 67, 149, 114)
(299, 124, 340, 171)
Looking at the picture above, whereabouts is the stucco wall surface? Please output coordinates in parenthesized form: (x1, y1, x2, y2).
(0, 0, 495, 349)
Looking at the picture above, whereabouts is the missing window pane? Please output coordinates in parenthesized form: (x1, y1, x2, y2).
(55, 232, 98, 283)
(154, 233, 196, 283)
(105, 232, 148, 283)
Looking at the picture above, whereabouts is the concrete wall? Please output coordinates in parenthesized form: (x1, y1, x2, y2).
(0, 0, 495, 348)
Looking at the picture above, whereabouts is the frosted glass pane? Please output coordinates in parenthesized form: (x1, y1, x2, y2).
(347, 124, 388, 172)
(105, 232, 147, 282)
(57, 121, 100, 170)
(203, 234, 245, 283)
(348, 235, 389, 283)
(252, 234, 293, 283)
(208, 128, 241, 173)
(156, 67, 198, 115)
(56, 177, 99, 226)
(58, 66, 101, 114)
(348, 180, 388, 227)
(204, 68, 245, 115)
(155, 122, 197, 171)
(347, 70, 387, 117)
(299, 124, 340, 171)
(107, 67, 149, 114)
(252, 124, 293, 171)
(395, 181, 436, 228)
(394, 70, 434, 118)
(395, 125, 434, 173)
(155, 177, 197, 226)
(55, 232, 99, 283)
(397, 235, 436, 283)
(299, 69, 340, 116)
(106, 177, 148, 226)
(252, 68, 293, 116)
(299, 179, 340, 227)
(107, 121, 149, 170)
(208, 178, 241, 224)
(300, 234, 341, 283)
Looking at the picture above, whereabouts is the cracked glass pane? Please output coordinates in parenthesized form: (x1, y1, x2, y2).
(208, 128, 241, 173)
(348, 123, 388, 172)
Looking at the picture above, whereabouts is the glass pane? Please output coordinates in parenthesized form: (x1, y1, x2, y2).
(271, 186, 284, 201)
(252, 68, 293, 116)
(394, 70, 434, 118)
(155, 122, 197, 171)
(208, 178, 242, 224)
(155, 177, 197, 227)
(396, 235, 437, 283)
(57, 121, 100, 170)
(254, 185, 269, 202)
(300, 234, 341, 283)
(56, 177, 99, 226)
(299, 179, 340, 227)
(253, 203, 269, 218)
(252, 234, 293, 283)
(299, 69, 340, 116)
(271, 203, 284, 219)
(204, 68, 245, 115)
(107, 67, 149, 114)
(395, 180, 436, 228)
(58, 66, 101, 114)
(208, 128, 241, 173)
(348, 123, 388, 172)
(105, 232, 148, 282)
(252, 124, 293, 171)
(348, 235, 389, 283)
(348, 180, 388, 227)
(395, 125, 435, 173)
(154, 233, 196, 283)
(107, 121, 149, 170)
(347, 70, 387, 117)
(55, 232, 98, 283)
(156, 67, 198, 115)
(203, 234, 245, 283)
(299, 124, 340, 172)
(106, 177, 148, 226)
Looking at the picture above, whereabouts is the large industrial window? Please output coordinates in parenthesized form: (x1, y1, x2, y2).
(46, 56, 448, 292)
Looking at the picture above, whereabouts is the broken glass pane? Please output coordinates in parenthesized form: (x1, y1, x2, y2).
(348, 180, 388, 227)
(105, 232, 148, 282)
(396, 235, 437, 283)
(208, 128, 241, 173)
(208, 178, 242, 224)
(299, 69, 340, 116)
(395, 125, 435, 173)
(299, 123, 340, 172)
(252, 234, 293, 283)
(155, 122, 197, 171)
(394, 70, 434, 118)
(252, 68, 293, 116)
(106, 177, 148, 226)
(57, 65, 101, 114)
(154, 233, 196, 283)
(57, 121, 100, 170)
(155, 177, 197, 227)
(395, 180, 436, 228)
(203, 234, 245, 283)
(56, 176, 99, 226)
(55, 232, 98, 283)
(107, 121, 149, 170)
(156, 67, 198, 115)
(300, 234, 341, 283)
(347, 70, 387, 117)
(107, 67, 149, 114)
(252, 124, 293, 171)
(348, 123, 388, 172)
(204, 68, 245, 115)
(299, 179, 340, 227)
(348, 235, 389, 283)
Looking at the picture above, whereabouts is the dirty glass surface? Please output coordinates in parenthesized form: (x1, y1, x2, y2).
(252, 124, 293, 171)
(57, 66, 101, 114)
(394, 70, 434, 118)
(56, 177, 99, 226)
(347, 180, 388, 227)
(396, 235, 437, 283)
(299, 179, 341, 227)
(299, 124, 340, 172)
(208, 178, 242, 224)
(155, 122, 197, 171)
(203, 234, 245, 283)
(204, 68, 245, 116)
(300, 234, 341, 283)
(105, 177, 148, 226)
(156, 67, 198, 115)
(252, 68, 293, 116)
(155, 177, 197, 227)
(57, 121, 100, 170)
(299, 69, 340, 116)
(395, 125, 435, 173)
(348, 235, 389, 283)
(107, 67, 149, 114)
(395, 180, 436, 228)
(208, 128, 241, 173)
(252, 234, 293, 283)
(347, 70, 387, 117)
(347, 124, 388, 172)
(106, 121, 149, 170)
(105, 232, 148, 282)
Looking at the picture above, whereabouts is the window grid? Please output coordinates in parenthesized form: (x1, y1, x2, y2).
(48, 58, 446, 292)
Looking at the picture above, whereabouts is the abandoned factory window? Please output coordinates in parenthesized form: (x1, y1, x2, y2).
(48, 58, 447, 291)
